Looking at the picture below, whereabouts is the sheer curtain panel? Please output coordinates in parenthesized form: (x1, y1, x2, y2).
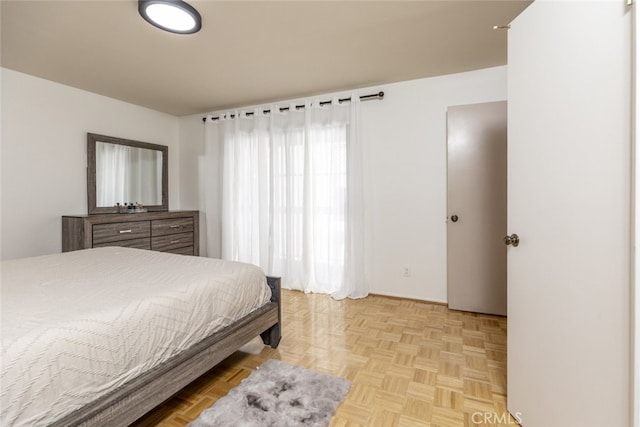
(204, 95, 367, 299)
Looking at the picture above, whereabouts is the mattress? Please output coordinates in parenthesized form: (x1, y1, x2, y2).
(0, 247, 271, 426)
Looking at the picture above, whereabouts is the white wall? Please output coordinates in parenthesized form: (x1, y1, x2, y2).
(363, 67, 507, 302)
(0, 68, 180, 260)
(179, 66, 507, 302)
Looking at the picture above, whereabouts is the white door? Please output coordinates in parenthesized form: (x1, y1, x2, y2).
(447, 101, 507, 316)
(507, 2, 631, 426)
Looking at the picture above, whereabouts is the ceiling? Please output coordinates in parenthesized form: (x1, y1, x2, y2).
(1, 1, 531, 117)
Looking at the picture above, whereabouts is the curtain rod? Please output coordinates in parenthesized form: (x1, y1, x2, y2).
(201, 91, 384, 122)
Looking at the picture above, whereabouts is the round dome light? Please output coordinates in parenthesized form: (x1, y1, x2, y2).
(139, 0, 202, 34)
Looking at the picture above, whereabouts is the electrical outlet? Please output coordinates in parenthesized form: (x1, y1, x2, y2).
(402, 267, 411, 277)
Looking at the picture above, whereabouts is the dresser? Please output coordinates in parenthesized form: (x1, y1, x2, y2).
(62, 211, 199, 256)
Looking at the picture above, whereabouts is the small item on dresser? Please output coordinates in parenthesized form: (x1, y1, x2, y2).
(116, 203, 131, 214)
(120, 203, 146, 214)
(129, 202, 147, 214)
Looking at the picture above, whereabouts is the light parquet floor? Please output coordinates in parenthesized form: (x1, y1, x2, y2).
(132, 290, 512, 427)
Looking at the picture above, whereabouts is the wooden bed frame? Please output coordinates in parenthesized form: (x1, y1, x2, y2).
(50, 276, 282, 427)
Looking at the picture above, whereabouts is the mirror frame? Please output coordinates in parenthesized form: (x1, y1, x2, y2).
(87, 133, 168, 214)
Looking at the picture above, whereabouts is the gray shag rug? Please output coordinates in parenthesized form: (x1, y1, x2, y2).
(188, 359, 351, 427)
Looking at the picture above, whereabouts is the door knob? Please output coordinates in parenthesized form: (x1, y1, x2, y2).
(451, 215, 459, 223)
(504, 233, 519, 247)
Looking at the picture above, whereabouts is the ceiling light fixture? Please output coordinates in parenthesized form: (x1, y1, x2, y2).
(138, 0, 202, 34)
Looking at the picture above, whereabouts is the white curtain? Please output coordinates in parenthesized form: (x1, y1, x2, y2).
(204, 95, 367, 299)
(96, 142, 128, 206)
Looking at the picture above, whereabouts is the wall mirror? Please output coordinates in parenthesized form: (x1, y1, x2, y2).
(87, 133, 168, 214)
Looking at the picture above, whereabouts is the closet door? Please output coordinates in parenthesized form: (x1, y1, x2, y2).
(507, 2, 631, 426)
(447, 101, 507, 316)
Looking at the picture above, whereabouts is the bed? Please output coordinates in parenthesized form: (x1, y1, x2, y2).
(0, 247, 281, 426)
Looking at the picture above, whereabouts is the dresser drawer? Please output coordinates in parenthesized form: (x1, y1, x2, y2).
(93, 238, 151, 250)
(152, 217, 194, 236)
(151, 232, 193, 252)
(165, 246, 194, 256)
(93, 221, 151, 245)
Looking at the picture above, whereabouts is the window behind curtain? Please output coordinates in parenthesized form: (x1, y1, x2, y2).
(271, 123, 347, 291)
(211, 95, 367, 299)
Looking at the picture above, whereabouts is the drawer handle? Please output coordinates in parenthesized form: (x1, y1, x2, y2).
(170, 240, 180, 244)
(169, 225, 183, 229)
(119, 229, 133, 234)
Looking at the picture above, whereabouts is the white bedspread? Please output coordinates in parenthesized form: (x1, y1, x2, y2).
(0, 247, 271, 426)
